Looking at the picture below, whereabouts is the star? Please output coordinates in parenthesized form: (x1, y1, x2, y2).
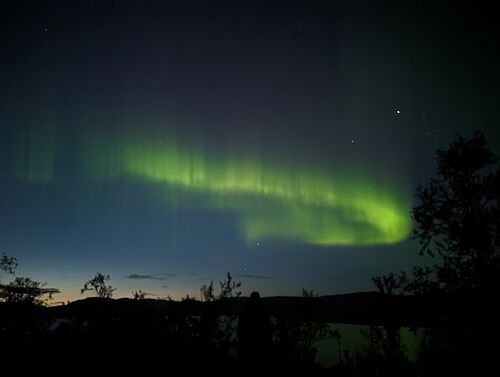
(44, 28, 48, 32)
(256, 242, 260, 247)
(350, 139, 355, 144)
(396, 110, 401, 114)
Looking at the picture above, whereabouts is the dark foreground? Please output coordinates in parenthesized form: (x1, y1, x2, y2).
(1, 293, 498, 376)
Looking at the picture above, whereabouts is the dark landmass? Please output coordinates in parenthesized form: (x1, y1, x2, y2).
(2, 291, 496, 328)
(22, 291, 500, 324)
(1, 292, 497, 376)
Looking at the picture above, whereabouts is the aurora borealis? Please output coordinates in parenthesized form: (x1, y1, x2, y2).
(81, 127, 411, 246)
(1, 1, 499, 301)
(1, 123, 411, 247)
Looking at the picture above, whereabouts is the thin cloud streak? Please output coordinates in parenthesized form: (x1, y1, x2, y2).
(127, 274, 167, 281)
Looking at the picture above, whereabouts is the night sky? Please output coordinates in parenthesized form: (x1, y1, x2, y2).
(1, 0, 499, 302)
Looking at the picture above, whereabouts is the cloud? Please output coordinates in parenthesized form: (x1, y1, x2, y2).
(0, 285, 60, 297)
(127, 274, 167, 281)
(42, 287, 61, 294)
(234, 274, 277, 280)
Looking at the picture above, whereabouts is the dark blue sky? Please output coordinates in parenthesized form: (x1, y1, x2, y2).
(1, 0, 499, 301)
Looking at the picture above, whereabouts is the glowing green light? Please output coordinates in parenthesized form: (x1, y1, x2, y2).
(82, 129, 411, 246)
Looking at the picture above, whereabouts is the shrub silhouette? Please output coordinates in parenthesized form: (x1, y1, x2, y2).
(197, 272, 242, 369)
(273, 289, 340, 371)
(200, 272, 241, 302)
(132, 289, 147, 299)
(339, 326, 415, 377)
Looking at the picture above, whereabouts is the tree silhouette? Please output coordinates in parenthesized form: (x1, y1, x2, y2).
(370, 133, 500, 376)
(0, 252, 17, 279)
(4, 276, 53, 305)
(81, 273, 115, 298)
(1, 254, 58, 304)
(372, 273, 404, 295)
(413, 132, 500, 293)
(374, 132, 500, 295)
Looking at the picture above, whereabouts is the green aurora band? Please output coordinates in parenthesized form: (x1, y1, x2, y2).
(80, 130, 412, 246)
(0, 125, 412, 246)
